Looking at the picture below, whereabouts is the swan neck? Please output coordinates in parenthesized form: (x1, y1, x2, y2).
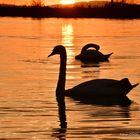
(81, 44, 99, 54)
(56, 51, 67, 93)
(81, 46, 88, 54)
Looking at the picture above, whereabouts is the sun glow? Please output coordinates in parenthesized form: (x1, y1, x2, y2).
(60, 0, 75, 5)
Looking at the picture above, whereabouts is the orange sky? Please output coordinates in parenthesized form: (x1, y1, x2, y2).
(0, 0, 139, 5)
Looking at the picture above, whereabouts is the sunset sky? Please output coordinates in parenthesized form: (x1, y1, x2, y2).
(0, 0, 139, 5)
(0, 0, 91, 5)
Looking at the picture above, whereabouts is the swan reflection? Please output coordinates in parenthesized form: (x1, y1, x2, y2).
(51, 92, 67, 140)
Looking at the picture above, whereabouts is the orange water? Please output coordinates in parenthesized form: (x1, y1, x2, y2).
(0, 17, 140, 140)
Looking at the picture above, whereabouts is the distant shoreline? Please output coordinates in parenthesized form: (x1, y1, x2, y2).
(0, 3, 140, 19)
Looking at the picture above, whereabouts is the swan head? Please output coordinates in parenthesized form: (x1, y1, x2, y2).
(48, 45, 65, 57)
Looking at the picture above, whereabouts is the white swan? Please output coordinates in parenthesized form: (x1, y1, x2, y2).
(75, 43, 113, 62)
(48, 45, 138, 100)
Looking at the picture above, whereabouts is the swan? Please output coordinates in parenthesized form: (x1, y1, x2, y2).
(48, 45, 138, 100)
(75, 43, 113, 62)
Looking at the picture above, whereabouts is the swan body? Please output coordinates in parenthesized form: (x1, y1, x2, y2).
(48, 45, 138, 101)
(75, 43, 113, 62)
(66, 78, 138, 98)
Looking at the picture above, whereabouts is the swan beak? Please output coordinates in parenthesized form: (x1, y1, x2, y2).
(132, 83, 139, 89)
(48, 52, 54, 57)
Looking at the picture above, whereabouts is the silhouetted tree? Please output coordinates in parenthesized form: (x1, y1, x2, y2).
(31, 0, 44, 7)
(121, 0, 125, 4)
(111, 0, 114, 4)
(111, 0, 127, 5)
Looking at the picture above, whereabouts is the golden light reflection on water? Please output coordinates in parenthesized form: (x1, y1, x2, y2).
(61, 23, 74, 47)
(61, 23, 75, 65)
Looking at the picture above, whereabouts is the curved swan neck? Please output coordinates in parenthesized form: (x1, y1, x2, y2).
(80, 44, 100, 54)
(56, 49, 67, 93)
(81, 45, 90, 54)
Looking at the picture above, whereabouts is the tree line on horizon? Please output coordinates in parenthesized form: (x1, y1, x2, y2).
(0, 0, 140, 18)
(30, 0, 139, 7)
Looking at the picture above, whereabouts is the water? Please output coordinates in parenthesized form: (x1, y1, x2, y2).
(0, 17, 140, 140)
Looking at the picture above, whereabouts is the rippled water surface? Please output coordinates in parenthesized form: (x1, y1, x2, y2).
(0, 17, 140, 140)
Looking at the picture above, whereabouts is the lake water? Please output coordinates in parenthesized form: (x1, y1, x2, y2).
(0, 17, 140, 140)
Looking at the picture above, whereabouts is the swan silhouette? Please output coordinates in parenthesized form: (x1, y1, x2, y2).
(75, 43, 113, 62)
(48, 45, 138, 101)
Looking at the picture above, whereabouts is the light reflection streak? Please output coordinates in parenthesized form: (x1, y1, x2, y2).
(61, 23, 75, 63)
(61, 23, 76, 80)
(61, 24, 74, 47)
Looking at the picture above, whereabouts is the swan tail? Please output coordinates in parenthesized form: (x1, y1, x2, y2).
(132, 83, 139, 89)
(105, 52, 113, 59)
(115, 78, 139, 94)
